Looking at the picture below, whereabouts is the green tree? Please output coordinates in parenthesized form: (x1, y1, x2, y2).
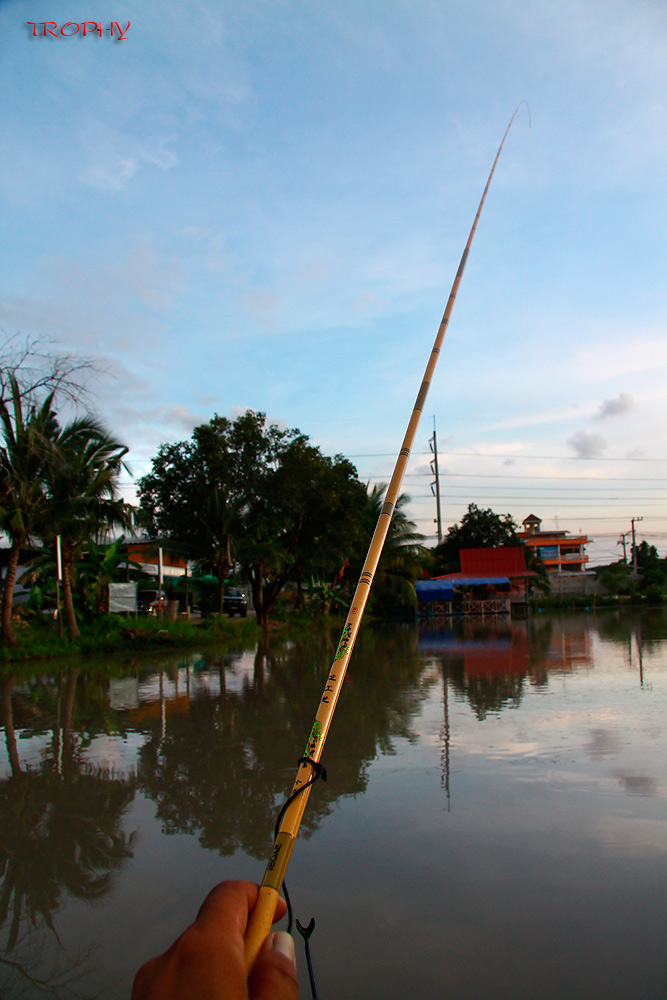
(43, 416, 132, 639)
(430, 503, 519, 575)
(25, 535, 138, 618)
(76, 535, 141, 615)
(358, 485, 425, 614)
(599, 545, 666, 600)
(138, 411, 368, 625)
(247, 436, 367, 621)
(523, 545, 551, 596)
(193, 485, 237, 614)
(138, 411, 290, 616)
(633, 540, 659, 569)
(596, 560, 633, 596)
(0, 342, 107, 644)
(640, 565, 666, 600)
(632, 542, 666, 599)
(0, 377, 58, 645)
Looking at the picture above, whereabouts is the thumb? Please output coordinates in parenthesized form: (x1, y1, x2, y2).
(249, 931, 299, 1000)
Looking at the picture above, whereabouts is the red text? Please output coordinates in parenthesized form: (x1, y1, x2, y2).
(27, 22, 131, 40)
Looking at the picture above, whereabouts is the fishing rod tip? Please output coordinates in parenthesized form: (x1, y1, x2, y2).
(517, 99, 532, 128)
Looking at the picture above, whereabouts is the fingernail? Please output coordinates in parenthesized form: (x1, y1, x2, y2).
(271, 931, 296, 967)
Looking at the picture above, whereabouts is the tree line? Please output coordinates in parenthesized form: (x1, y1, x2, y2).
(136, 410, 425, 625)
(8, 342, 657, 646)
(0, 342, 426, 639)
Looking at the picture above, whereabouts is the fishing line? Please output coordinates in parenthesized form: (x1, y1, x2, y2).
(272, 756, 327, 932)
(271, 756, 327, 1000)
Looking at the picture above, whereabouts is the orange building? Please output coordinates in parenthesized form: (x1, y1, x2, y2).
(124, 539, 189, 579)
(518, 514, 589, 574)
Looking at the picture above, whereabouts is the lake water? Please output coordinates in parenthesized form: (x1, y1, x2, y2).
(1, 611, 666, 999)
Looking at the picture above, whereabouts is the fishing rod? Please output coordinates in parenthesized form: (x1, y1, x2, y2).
(244, 105, 525, 969)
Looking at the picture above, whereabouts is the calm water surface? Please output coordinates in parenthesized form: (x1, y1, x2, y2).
(1, 611, 666, 999)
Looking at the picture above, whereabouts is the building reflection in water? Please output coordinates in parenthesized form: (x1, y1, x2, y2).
(418, 616, 595, 809)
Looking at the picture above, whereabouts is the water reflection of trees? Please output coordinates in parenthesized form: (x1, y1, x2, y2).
(420, 616, 597, 720)
(0, 669, 136, 998)
(595, 606, 667, 644)
(137, 625, 433, 859)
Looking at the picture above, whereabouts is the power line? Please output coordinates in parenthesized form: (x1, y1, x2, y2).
(412, 514, 667, 524)
(346, 450, 667, 462)
(489, 502, 663, 507)
(361, 471, 667, 483)
(378, 476, 667, 496)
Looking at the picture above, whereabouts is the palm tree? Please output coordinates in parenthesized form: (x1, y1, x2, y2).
(522, 544, 551, 596)
(0, 377, 57, 645)
(43, 416, 132, 639)
(363, 484, 425, 613)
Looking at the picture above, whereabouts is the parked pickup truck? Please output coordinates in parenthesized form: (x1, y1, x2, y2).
(223, 588, 247, 618)
(137, 590, 167, 616)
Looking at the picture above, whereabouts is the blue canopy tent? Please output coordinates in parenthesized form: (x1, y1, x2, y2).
(416, 576, 514, 619)
(416, 577, 511, 604)
(415, 579, 455, 604)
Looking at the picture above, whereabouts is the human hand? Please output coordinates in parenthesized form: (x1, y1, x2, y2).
(132, 880, 299, 1000)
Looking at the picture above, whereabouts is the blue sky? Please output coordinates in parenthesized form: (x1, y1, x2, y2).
(2, 0, 667, 565)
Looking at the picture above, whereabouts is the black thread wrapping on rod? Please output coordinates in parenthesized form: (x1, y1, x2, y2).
(273, 757, 328, 933)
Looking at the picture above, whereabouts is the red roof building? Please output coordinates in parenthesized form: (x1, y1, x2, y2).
(459, 546, 531, 579)
(419, 546, 536, 616)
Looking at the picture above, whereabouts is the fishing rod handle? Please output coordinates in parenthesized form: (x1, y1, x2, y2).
(244, 885, 280, 970)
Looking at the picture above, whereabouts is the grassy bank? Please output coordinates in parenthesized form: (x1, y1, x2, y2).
(0, 612, 262, 663)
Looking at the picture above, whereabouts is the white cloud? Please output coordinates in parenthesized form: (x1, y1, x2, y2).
(567, 430, 607, 459)
(85, 138, 179, 191)
(86, 154, 141, 192)
(597, 393, 634, 420)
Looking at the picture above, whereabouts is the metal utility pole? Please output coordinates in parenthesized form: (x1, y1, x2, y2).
(429, 418, 443, 544)
(158, 546, 164, 617)
(631, 517, 643, 575)
(617, 530, 630, 564)
(55, 534, 63, 638)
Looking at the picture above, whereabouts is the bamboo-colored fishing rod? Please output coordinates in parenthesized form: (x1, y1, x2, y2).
(244, 106, 523, 969)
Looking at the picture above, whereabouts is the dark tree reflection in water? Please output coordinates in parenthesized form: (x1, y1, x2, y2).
(0, 670, 136, 998)
(0, 612, 665, 999)
(137, 625, 433, 858)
